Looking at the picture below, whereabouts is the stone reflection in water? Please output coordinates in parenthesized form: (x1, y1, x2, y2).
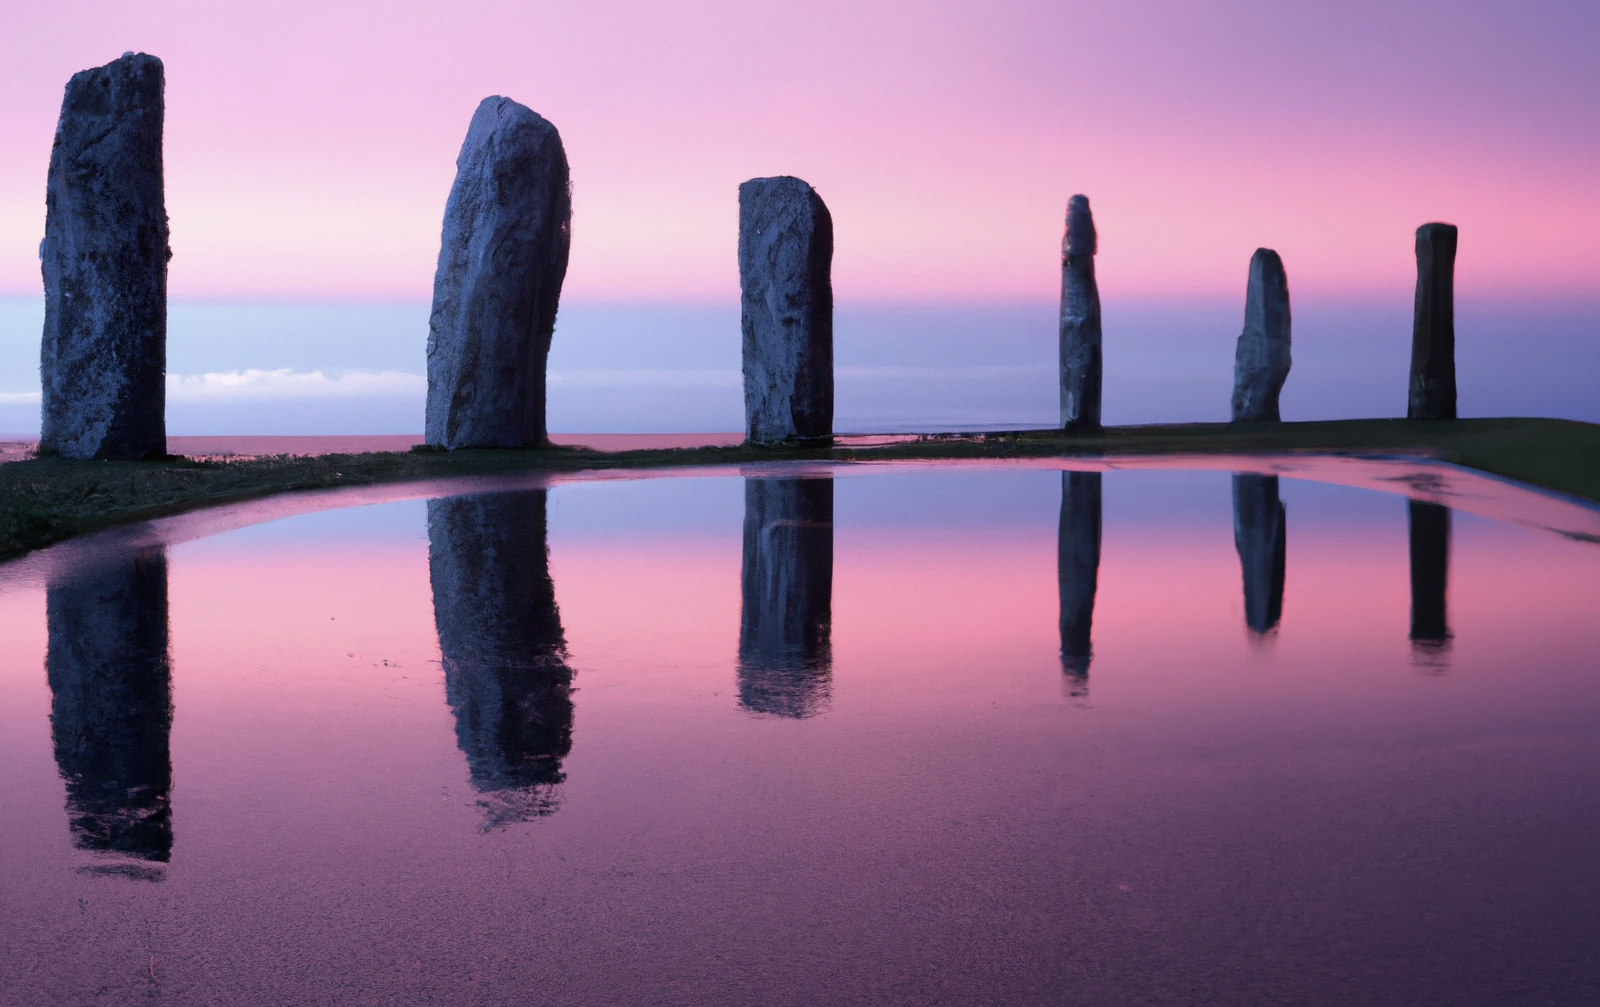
(738, 477, 834, 718)
(1233, 474, 1287, 634)
(1058, 471, 1102, 694)
(1408, 500, 1452, 663)
(428, 491, 574, 826)
(46, 545, 173, 874)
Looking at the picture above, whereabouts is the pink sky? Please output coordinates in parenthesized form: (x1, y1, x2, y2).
(0, 0, 1594, 302)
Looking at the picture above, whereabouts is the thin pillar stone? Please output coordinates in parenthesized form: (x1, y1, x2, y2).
(738, 477, 834, 717)
(1408, 223, 1458, 420)
(428, 490, 574, 824)
(1408, 500, 1452, 661)
(426, 97, 571, 449)
(1058, 471, 1103, 695)
(1231, 249, 1292, 422)
(1059, 195, 1102, 430)
(739, 176, 833, 444)
(40, 53, 170, 460)
(1233, 474, 1287, 634)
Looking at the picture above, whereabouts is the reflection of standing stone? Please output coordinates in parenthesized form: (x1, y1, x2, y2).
(1408, 500, 1451, 657)
(40, 53, 169, 461)
(426, 97, 571, 449)
(1408, 223, 1458, 420)
(1058, 471, 1103, 694)
(1233, 475, 1287, 634)
(1059, 195, 1102, 430)
(738, 477, 833, 717)
(739, 177, 834, 444)
(47, 546, 173, 867)
(1231, 249, 1292, 422)
(428, 491, 574, 824)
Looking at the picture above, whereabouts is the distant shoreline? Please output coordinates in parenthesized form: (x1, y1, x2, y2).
(3, 418, 1595, 564)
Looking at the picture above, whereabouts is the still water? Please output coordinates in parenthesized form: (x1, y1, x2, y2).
(1, 463, 1597, 1005)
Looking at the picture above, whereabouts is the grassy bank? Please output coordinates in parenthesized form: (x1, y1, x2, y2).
(2, 417, 1596, 564)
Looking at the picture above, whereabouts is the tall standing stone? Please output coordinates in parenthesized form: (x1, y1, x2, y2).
(1231, 249, 1292, 422)
(1058, 471, 1103, 695)
(1059, 195, 1102, 430)
(40, 53, 169, 461)
(1408, 223, 1458, 420)
(1408, 500, 1451, 660)
(1233, 474, 1287, 634)
(738, 477, 833, 717)
(739, 177, 833, 444)
(426, 97, 571, 449)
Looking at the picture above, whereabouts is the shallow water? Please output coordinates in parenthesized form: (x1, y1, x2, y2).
(1, 463, 1597, 1006)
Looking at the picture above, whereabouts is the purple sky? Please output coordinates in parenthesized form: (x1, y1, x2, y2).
(0, 0, 1594, 302)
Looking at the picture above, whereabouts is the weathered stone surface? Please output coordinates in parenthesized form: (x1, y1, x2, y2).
(1231, 248, 1292, 422)
(1408, 500, 1451, 659)
(46, 545, 172, 866)
(1059, 196, 1103, 430)
(739, 177, 833, 444)
(428, 490, 573, 825)
(1058, 471, 1102, 694)
(738, 477, 833, 717)
(40, 53, 169, 461)
(426, 97, 571, 449)
(1233, 474, 1286, 634)
(1409, 223, 1458, 420)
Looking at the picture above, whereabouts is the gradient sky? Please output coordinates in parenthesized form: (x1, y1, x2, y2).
(0, 0, 1595, 302)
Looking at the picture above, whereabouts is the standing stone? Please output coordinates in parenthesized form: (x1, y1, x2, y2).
(1233, 474, 1287, 634)
(1409, 223, 1458, 420)
(40, 53, 169, 461)
(1408, 500, 1451, 660)
(426, 97, 571, 449)
(1231, 249, 1292, 422)
(1059, 195, 1103, 430)
(738, 477, 833, 717)
(739, 177, 833, 444)
(1058, 471, 1103, 695)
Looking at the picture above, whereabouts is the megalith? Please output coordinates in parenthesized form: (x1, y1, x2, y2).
(1408, 223, 1458, 420)
(426, 97, 571, 449)
(738, 476, 834, 717)
(738, 177, 833, 444)
(1231, 249, 1292, 422)
(1232, 474, 1287, 634)
(1408, 500, 1451, 658)
(40, 52, 170, 460)
(1059, 195, 1103, 430)
(1058, 470, 1103, 694)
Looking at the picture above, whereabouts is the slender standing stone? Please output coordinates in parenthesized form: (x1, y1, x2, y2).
(428, 490, 574, 824)
(1233, 474, 1287, 634)
(1231, 249, 1292, 422)
(1059, 195, 1102, 430)
(40, 53, 169, 460)
(46, 545, 173, 868)
(1408, 500, 1451, 660)
(1058, 471, 1102, 695)
(739, 177, 833, 444)
(426, 97, 571, 449)
(738, 477, 833, 717)
(1409, 223, 1458, 420)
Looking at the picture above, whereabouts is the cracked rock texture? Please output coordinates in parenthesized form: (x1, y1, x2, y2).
(1409, 223, 1458, 420)
(1059, 195, 1102, 429)
(1231, 248, 1293, 422)
(426, 97, 571, 449)
(40, 53, 169, 460)
(739, 177, 833, 443)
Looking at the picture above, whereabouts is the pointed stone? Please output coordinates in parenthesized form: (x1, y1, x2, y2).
(1231, 249, 1292, 422)
(1058, 471, 1102, 695)
(1409, 223, 1458, 420)
(1059, 195, 1102, 429)
(739, 176, 834, 444)
(426, 97, 571, 449)
(1233, 474, 1287, 634)
(40, 53, 170, 460)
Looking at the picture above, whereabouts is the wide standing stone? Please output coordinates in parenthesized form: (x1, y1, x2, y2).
(738, 476, 833, 717)
(1233, 474, 1287, 634)
(739, 177, 833, 444)
(1409, 223, 1458, 420)
(1058, 471, 1102, 695)
(1231, 249, 1292, 422)
(1059, 195, 1103, 430)
(426, 97, 571, 449)
(40, 53, 169, 460)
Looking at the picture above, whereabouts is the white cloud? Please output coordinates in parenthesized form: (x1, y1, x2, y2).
(0, 390, 40, 404)
(166, 369, 425, 402)
(548, 368, 741, 388)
